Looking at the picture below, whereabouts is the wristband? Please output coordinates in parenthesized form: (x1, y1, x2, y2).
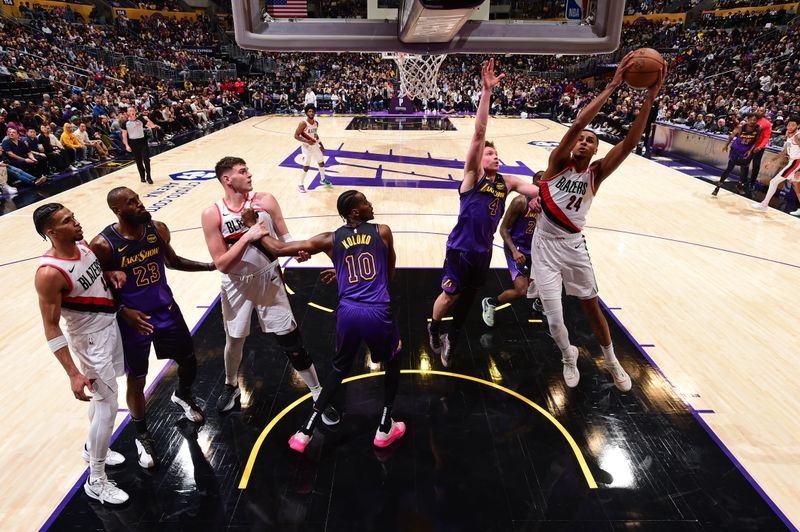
(207, 262, 215, 271)
(280, 233, 293, 243)
(48, 335, 69, 353)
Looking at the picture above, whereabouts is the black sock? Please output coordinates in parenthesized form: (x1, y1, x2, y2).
(447, 328, 460, 343)
(175, 385, 192, 400)
(379, 405, 394, 433)
(133, 416, 148, 435)
(488, 297, 499, 306)
(429, 319, 441, 336)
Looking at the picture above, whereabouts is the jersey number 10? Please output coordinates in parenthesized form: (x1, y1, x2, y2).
(344, 252, 376, 283)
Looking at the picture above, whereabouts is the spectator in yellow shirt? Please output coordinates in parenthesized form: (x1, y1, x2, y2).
(60, 123, 89, 164)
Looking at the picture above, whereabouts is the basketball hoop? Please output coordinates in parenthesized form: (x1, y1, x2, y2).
(382, 52, 447, 100)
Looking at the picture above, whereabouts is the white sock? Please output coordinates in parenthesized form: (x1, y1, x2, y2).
(299, 366, 322, 401)
(300, 169, 309, 187)
(224, 334, 246, 386)
(319, 166, 327, 180)
(601, 343, 618, 365)
(87, 382, 116, 482)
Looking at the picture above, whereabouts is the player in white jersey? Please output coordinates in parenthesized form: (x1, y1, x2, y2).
(201, 157, 339, 425)
(294, 105, 331, 193)
(535, 53, 664, 392)
(752, 116, 800, 212)
(33, 203, 129, 506)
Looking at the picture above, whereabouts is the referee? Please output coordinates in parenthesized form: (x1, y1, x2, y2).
(121, 107, 159, 184)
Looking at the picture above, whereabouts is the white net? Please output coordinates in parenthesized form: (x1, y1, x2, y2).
(382, 52, 447, 100)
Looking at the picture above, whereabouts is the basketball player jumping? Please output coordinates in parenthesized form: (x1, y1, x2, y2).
(752, 115, 800, 211)
(90, 187, 211, 469)
(201, 157, 339, 426)
(428, 58, 541, 367)
(535, 52, 664, 391)
(295, 104, 332, 193)
(34, 203, 129, 505)
(241, 190, 405, 453)
(481, 171, 544, 326)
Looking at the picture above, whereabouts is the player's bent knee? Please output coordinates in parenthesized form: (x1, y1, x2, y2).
(276, 329, 312, 370)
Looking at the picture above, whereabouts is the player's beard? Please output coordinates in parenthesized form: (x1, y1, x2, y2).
(127, 211, 152, 224)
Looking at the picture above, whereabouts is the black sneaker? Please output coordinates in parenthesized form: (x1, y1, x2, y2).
(427, 322, 441, 355)
(216, 384, 241, 413)
(320, 404, 340, 426)
(135, 432, 158, 469)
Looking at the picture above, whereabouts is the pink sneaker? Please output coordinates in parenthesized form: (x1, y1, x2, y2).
(373, 420, 406, 448)
(288, 432, 311, 453)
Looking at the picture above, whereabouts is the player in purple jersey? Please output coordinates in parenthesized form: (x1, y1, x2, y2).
(428, 59, 541, 367)
(713, 113, 761, 197)
(90, 187, 215, 469)
(241, 190, 405, 453)
(481, 171, 544, 326)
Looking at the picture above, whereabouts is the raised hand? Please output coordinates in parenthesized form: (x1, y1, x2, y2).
(482, 58, 506, 92)
(610, 51, 635, 89)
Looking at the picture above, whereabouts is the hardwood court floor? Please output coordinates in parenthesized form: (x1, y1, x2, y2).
(0, 116, 798, 530)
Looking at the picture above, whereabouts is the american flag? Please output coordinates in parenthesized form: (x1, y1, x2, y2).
(265, 0, 307, 18)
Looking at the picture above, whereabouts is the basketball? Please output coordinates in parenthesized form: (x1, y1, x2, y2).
(622, 48, 665, 89)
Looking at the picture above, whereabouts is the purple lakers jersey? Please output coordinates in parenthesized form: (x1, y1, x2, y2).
(731, 123, 759, 158)
(446, 174, 507, 253)
(509, 196, 538, 255)
(100, 222, 174, 312)
(333, 222, 390, 304)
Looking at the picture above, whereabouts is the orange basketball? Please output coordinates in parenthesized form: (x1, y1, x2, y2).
(622, 48, 665, 90)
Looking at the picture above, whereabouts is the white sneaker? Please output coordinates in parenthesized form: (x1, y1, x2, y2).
(605, 361, 632, 392)
(170, 391, 205, 423)
(789, 208, 800, 216)
(82, 444, 126, 467)
(481, 297, 496, 327)
(562, 346, 580, 388)
(751, 202, 767, 210)
(298, 185, 306, 193)
(135, 433, 157, 469)
(1, 184, 18, 196)
(84, 477, 129, 506)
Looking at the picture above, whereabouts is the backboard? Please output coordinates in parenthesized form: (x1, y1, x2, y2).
(232, 0, 625, 55)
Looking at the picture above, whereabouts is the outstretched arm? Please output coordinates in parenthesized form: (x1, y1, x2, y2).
(545, 52, 634, 178)
(504, 173, 539, 198)
(154, 221, 215, 272)
(260, 232, 333, 259)
(593, 63, 666, 185)
(462, 59, 505, 194)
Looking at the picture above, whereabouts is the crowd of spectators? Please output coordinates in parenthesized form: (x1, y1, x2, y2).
(2, 0, 799, 195)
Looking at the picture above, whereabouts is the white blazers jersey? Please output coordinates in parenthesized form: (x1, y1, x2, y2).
(214, 192, 280, 277)
(39, 241, 116, 335)
(787, 132, 800, 160)
(538, 163, 596, 234)
(302, 118, 318, 142)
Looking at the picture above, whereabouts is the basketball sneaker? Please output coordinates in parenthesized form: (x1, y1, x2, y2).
(321, 178, 332, 188)
(373, 420, 406, 448)
(440, 334, 455, 368)
(84, 477, 129, 506)
(82, 444, 126, 467)
(288, 432, 311, 454)
(216, 384, 241, 413)
(751, 202, 767, 210)
(298, 185, 306, 193)
(171, 390, 205, 423)
(135, 432, 158, 469)
(320, 404, 341, 426)
(789, 208, 800, 216)
(481, 298, 496, 327)
(427, 322, 441, 355)
(711, 185, 720, 197)
(605, 362, 632, 392)
(562, 346, 580, 388)
(531, 298, 544, 313)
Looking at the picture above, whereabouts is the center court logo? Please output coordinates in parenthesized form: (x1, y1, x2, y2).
(278, 145, 538, 190)
(169, 170, 217, 181)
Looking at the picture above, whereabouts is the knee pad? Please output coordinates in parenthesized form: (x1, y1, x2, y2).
(275, 329, 312, 371)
